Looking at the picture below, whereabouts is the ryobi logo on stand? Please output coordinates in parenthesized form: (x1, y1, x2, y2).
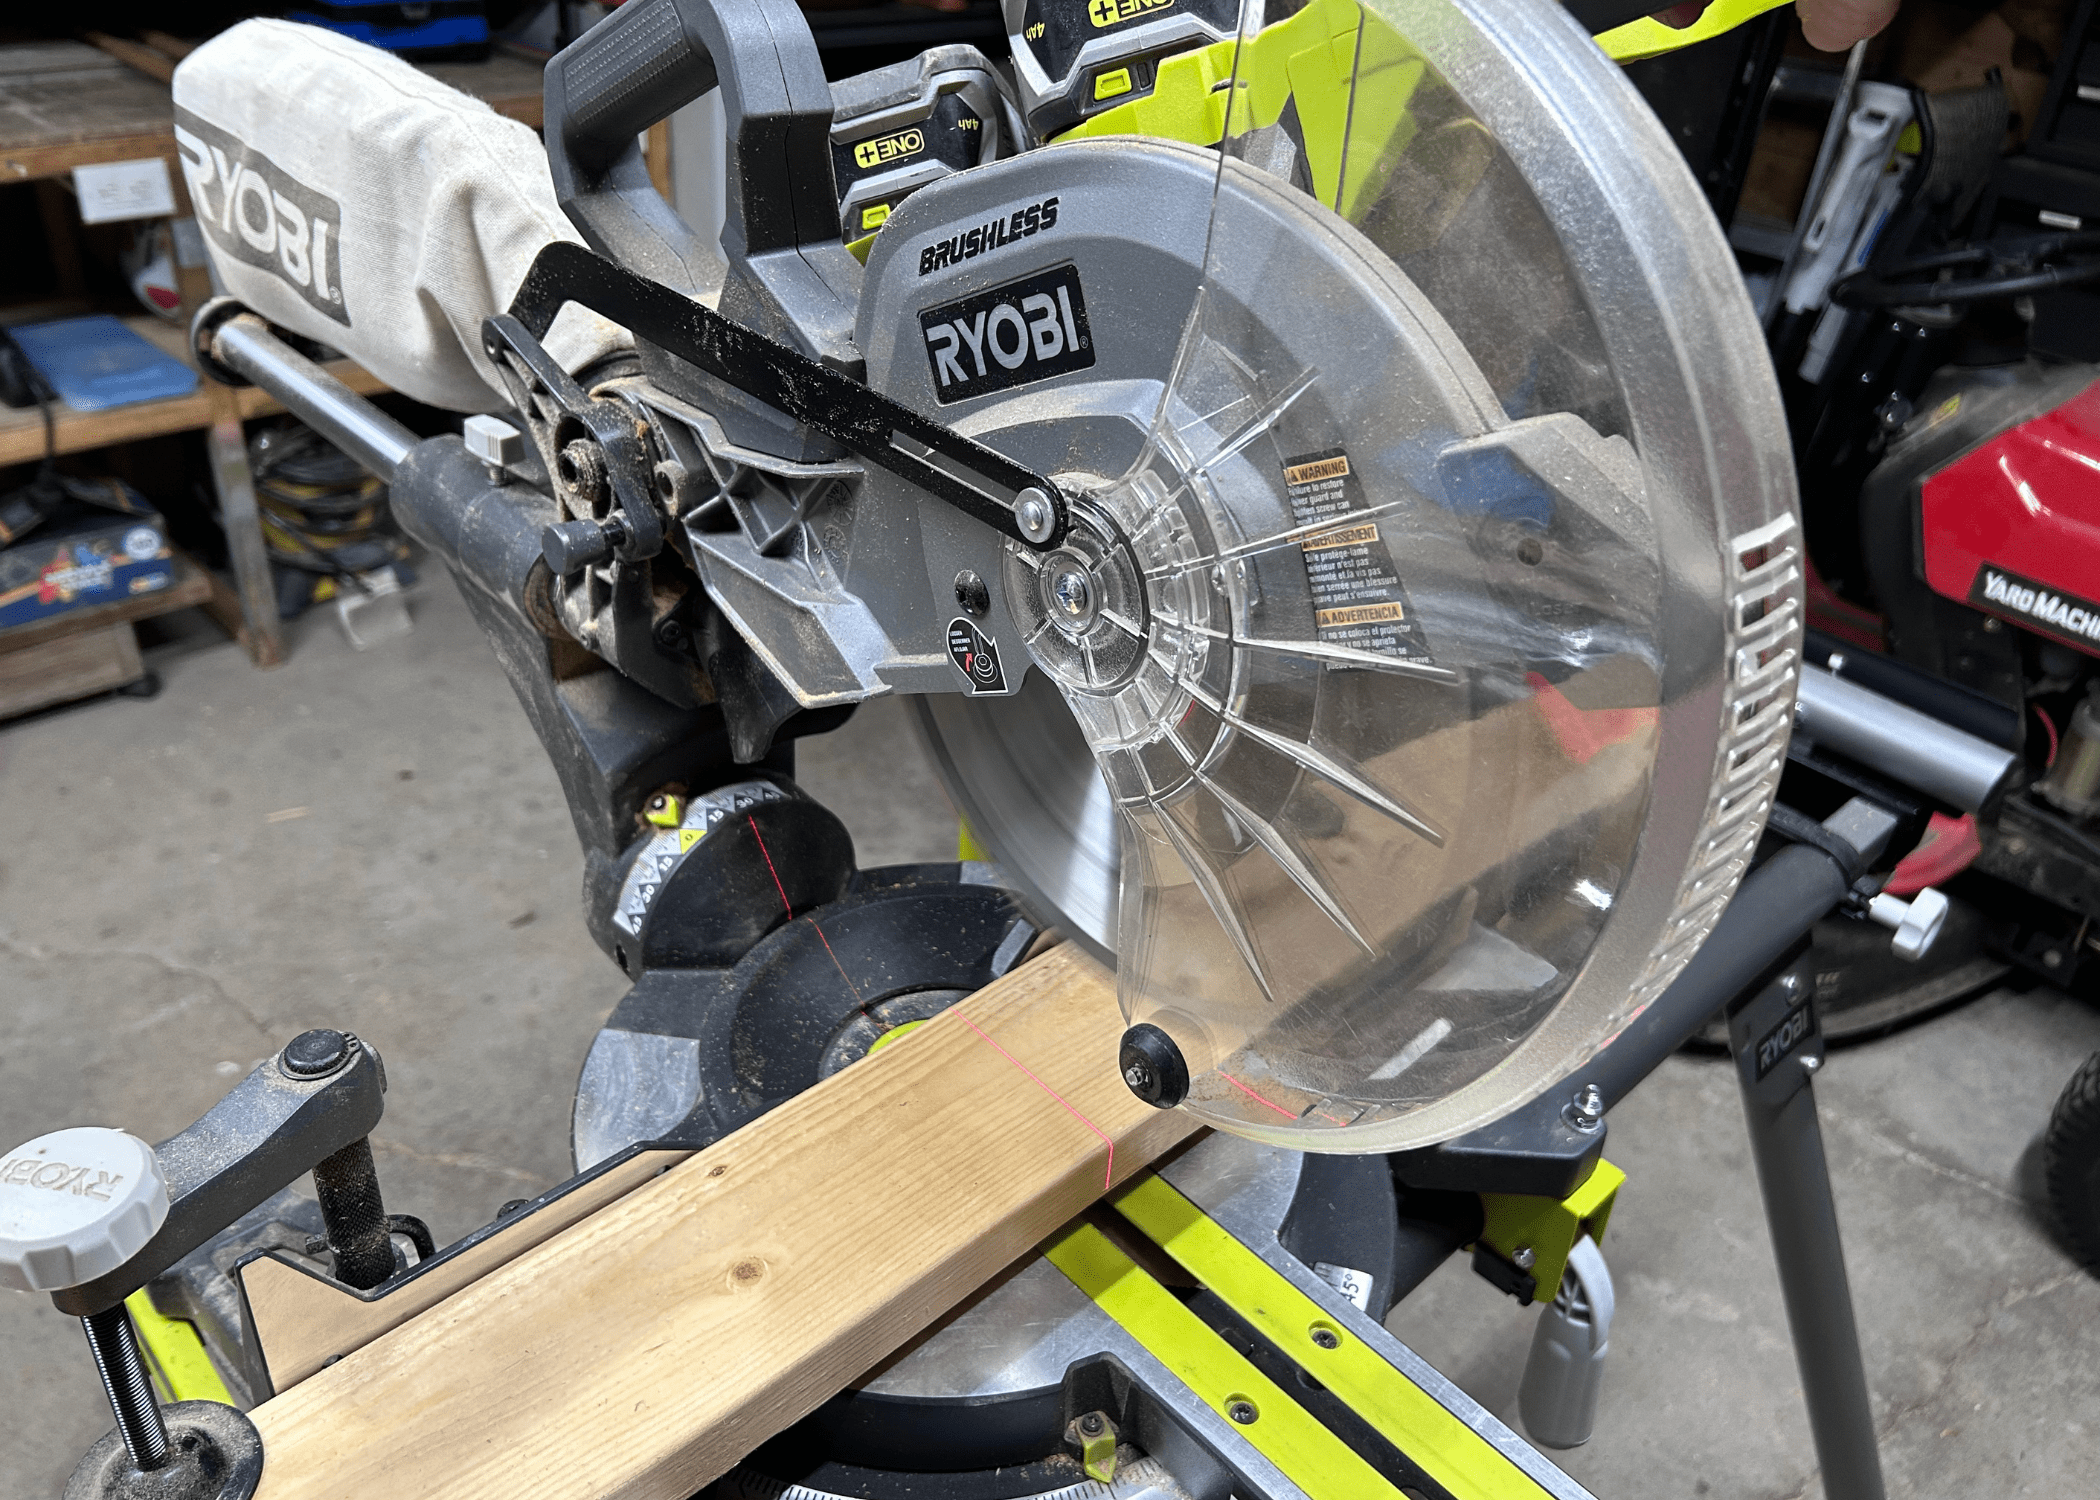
(920, 264, 1093, 403)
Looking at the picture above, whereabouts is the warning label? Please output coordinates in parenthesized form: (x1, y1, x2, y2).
(1283, 449, 1432, 663)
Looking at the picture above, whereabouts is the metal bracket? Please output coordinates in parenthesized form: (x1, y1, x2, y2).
(480, 313, 665, 570)
(1475, 1160, 1625, 1311)
(503, 241, 1071, 551)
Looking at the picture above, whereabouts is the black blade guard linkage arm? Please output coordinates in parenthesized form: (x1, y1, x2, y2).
(498, 241, 1072, 551)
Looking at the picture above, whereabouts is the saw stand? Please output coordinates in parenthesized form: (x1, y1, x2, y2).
(1389, 797, 1907, 1500)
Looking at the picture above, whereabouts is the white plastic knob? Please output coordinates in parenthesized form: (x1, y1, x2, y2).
(1868, 887, 1950, 962)
(0, 1128, 169, 1294)
(463, 413, 524, 470)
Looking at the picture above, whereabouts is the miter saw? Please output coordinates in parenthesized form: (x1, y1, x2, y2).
(0, 2, 2029, 1498)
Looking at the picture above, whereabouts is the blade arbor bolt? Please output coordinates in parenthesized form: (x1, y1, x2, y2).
(1050, 567, 1092, 622)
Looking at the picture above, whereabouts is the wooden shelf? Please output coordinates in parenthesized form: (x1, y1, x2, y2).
(0, 315, 385, 468)
(0, 548, 216, 658)
(1, 40, 543, 184)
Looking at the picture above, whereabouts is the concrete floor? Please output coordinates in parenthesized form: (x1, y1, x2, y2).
(3, 569, 2098, 1498)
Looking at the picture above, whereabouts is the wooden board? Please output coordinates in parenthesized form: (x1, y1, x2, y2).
(247, 944, 1198, 1500)
(0, 620, 141, 719)
(0, 316, 385, 468)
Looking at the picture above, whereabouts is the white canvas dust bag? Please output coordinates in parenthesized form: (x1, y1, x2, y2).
(171, 19, 627, 412)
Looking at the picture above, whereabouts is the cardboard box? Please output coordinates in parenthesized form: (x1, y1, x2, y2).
(0, 504, 174, 634)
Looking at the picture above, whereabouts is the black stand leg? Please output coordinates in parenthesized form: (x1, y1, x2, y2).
(1728, 962, 1886, 1500)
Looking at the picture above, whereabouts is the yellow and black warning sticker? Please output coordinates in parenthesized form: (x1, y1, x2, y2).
(1284, 449, 1433, 665)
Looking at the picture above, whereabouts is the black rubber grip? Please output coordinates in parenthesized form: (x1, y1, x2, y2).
(558, 0, 710, 168)
(543, 0, 841, 294)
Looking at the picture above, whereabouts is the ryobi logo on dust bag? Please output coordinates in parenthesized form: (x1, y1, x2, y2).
(173, 108, 347, 325)
(920, 264, 1093, 403)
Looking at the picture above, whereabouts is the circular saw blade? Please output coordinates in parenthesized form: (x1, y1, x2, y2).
(914, 0, 1800, 1151)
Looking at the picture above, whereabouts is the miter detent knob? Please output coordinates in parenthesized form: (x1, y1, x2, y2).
(1866, 887, 1949, 962)
(0, 1127, 169, 1295)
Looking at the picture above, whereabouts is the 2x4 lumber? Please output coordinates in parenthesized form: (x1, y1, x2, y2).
(247, 944, 1196, 1500)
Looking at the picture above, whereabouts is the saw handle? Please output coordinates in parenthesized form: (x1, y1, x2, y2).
(543, 0, 842, 296)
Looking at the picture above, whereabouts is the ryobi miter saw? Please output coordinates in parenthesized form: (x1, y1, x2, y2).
(2, 3, 1909, 1499)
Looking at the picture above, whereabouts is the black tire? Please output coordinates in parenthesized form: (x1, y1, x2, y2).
(2044, 1050, 2100, 1274)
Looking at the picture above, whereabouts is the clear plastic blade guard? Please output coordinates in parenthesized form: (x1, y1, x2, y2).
(932, 0, 1803, 1151)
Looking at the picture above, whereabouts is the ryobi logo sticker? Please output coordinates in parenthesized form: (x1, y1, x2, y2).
(920, 264, 1093, 403)
(173, 108, 347, 326)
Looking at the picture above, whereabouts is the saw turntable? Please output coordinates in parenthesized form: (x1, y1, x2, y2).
(2, 2, 1970, 1498)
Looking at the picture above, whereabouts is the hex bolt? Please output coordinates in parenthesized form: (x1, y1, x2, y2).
(1566, 1081, 1605, 1133)
(80, 1306, 170, 1473)
(1227, 1398, 1259, 1425)
(557, 439, 609, 510)
(1014, 488, 1055, 544)
(1311, 1326, 1342, 1350)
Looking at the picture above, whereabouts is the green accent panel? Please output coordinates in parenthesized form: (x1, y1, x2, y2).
(1108, 1174, 1551, 1500)
(1044, 1221, 1405, 1500)
(126, 1290, 236, 1407)
(1477, 1158, 1626, 1309)
(1057, 0, 1424, 218)
(1594, 0, 1793, 62)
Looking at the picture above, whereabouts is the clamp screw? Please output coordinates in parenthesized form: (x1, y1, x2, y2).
(1014, 488, 1055, 544)
(82, 1306, 171, 1473)
(1227, 1398, 1259, 1425)
(1566, 1082, 1605, 1133)
(1077, 1411, 1105, 1437)
(1310, 1326, 1341, 1350)
(1512, 1245, 1536, 1271)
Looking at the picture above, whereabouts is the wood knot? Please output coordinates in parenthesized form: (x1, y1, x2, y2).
(727, 1256, 767, 1290)
(707, 1164, 728, 1178)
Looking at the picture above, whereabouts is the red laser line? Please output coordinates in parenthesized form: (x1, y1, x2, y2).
(748, 814, 861, 1002)
(748, 813, 793, 912)
(950, 1008, 1116, 1192)
(1221, 1071, 1298, 1121)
